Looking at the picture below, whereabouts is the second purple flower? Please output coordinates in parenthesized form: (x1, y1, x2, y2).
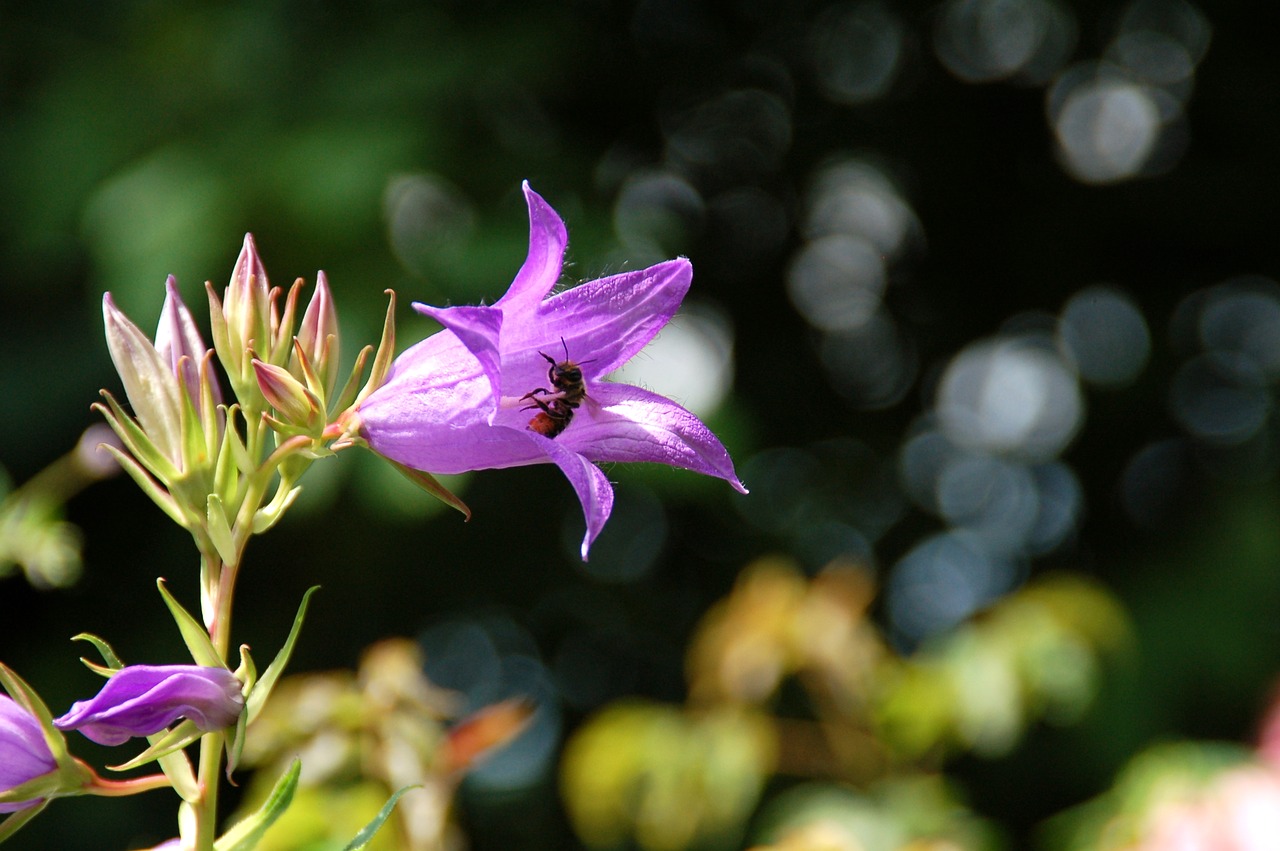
(54, 665, 244, 747)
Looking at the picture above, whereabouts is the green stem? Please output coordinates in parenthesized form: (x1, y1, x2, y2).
(194, 549, 237, 851)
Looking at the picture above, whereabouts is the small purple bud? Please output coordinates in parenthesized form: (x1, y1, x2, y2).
(295, 271, 340, 398)
(253, 359, 322, 429)
(0, 696, 57, 812)
(53, 665, 244, 747)
(156, 275, 222, 410)
(224, 234, 271, 360)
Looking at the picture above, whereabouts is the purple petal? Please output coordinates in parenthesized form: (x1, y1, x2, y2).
(0, 696, 56, 812)
(411, 303, 505, 412)
(494, 182, 568, 313)
(524, 433, 615, 559)
(500, 259, 692, 388)
(566, 382, 747, 493)
(54, 665, 243, 747)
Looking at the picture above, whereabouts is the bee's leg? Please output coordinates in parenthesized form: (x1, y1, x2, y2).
(520, 387, 552, 401)
(521, 396, 557, 415)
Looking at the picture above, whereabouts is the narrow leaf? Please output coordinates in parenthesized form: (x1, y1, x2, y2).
(94, 394, 180, 483)
(245, 586, 319, 723)
(156, 579, 223, 667)
(108, 720, 202, 771)
(0, 800, 47, 842)
(330, 343, 372, 416)
(391, 462, 471, 521)
(341, 785, 421, 851)
(355, 291, 396, 404)
(213, 759, 300, 851)
(71, 633, 124, 674)
(100, 444, 190, 528)
(206, 494, 238, 567)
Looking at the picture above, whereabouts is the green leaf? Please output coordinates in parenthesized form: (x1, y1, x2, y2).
(156, 578, 223, 667)
(341, 785, 420, 851)
(71, 633, 125, 675)
(213, 759, 300, 851)
(245, 586, 319, 724)
(390, 462, 471, 521)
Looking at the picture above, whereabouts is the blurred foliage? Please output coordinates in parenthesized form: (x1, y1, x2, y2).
(0, 427, 120, 589)
(235, 639, 531, 851)
(5, 0, 1280, 849)
(560, 558, 1126, 850)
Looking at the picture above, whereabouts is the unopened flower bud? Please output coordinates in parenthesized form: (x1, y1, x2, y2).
(54, 665, 244, 746)
(224, 234, 270, 360)
(253, 359, 322, 431)
(294, 270, 340, 401)
(102, 293, 183, 464)
(156, 275, 221, 412)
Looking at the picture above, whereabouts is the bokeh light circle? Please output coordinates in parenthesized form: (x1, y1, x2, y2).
(937, 337, 1084, 461)
(1057, 285, 1151, 387)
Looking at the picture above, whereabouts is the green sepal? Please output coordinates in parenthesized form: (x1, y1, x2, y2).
(215, 406, 253, 490)
(246, 586, 319, 724)
(226, 645, 257, 777)
(108, 719, 202, 772)
(178, 366, 211, 476)
(99, 443, 191, 529)
(206, 494, 238, 568)
(71, 633, 124, 675)
(252, 484, 302, 535)
(355, 291, 396, 404)
(0, 774, 63, 811)
(341, 785, 421, 851)
(95, 393, 180, 484)
(213, 759, 300, 851)
(390, 461, 472, 521)
(290, 339, 328, 410)
(200, 354, 222, 461)
(271, 280, 304, 367)
(206, 282, 235, 384)
(0, 800, 48, 842)
(156, 578, 223, 667)
(331, 343, 373, 416)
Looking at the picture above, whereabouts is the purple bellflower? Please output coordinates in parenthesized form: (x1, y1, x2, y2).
(54, 665, 244, 747)
(0, 696, 57, 812)
(357, 182, 746, 558)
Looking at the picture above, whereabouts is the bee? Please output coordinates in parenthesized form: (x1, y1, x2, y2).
(521, 340, 589, 439)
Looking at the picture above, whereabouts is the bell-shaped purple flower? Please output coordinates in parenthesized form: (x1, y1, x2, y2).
(357, 182, 747, 558)
(0, 696, 57, 812)
(53, 665, 244, 747)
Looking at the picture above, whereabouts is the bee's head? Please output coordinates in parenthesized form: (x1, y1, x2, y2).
(554, 362, 583, 383)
